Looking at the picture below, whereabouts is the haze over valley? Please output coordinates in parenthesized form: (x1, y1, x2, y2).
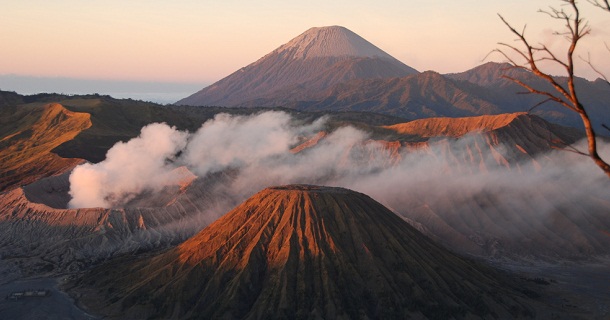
(1, 2, 610, 318)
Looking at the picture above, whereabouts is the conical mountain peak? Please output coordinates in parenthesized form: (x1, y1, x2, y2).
(81, 184, 539, 319)
(275, 26, 396, 60)
(268, 184, 349, 192)
(177, 26, 417, 107)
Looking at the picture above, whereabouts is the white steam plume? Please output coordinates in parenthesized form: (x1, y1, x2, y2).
(68, 123, 188, 208)
(68, 112, 326, 208)
(183, 111, 324, 176)
(68, 111, 610, 225)
(66, 110, 610, 259)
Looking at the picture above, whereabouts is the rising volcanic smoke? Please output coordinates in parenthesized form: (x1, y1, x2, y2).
(68, 111, 610, 229)
(68, 123, 189, 208)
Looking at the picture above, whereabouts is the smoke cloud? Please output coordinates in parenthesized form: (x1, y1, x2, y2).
(182, 111, 325, 176)
(68, 123, 189, 208)
(68, 111, 610, 232)
(68, 112, 326, 208)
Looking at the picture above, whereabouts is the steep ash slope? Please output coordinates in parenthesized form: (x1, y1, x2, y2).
(177, 26, 417, 107)
(76, 185, 541, 320)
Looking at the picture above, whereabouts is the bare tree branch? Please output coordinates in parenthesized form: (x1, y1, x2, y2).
(580, 53, 610, 84)
(502, 75, 578, 112)
(497, 14, 577, 105)
(528, 98, 555, 112)
(495, 0, 610, 178)
(588, 0, 610, 11)
(551, 143, 590, 156)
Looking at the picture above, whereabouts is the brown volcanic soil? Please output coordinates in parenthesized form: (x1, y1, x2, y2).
(296, 113, 583, 173)
(74, 185, 544, 319)
(0, 103, 91, 191)
(384, 113, 528, 138)
(384, 112, 582, 150)
(385, 112, 583, 171)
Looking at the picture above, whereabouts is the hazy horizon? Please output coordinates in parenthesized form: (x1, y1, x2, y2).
(3, 1, 609, 84)
(0, 74, 205, 104)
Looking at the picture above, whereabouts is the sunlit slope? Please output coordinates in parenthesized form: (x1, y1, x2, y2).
(0, 102, 91, 191)
(385, 113, 528, 138)
(77, 185, 540, 319)
(51, 97, 203, 162)
(390, 113, 582, 166)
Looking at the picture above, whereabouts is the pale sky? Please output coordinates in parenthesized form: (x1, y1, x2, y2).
(1, 0, 609, 88)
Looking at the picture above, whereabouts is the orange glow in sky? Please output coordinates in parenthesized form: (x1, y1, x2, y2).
(2, 0, 609, 84)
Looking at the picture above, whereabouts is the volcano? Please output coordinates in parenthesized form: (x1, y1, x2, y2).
(76, 185, 540, 319)
(177, 26, 417, 107)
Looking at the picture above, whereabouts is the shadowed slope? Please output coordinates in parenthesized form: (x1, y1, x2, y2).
(78, 185, 540, 319)
(278, 71, 504, 118)
(447, 62, 610, 130)
(0, 168, 236, 276)
(399, 180, 610, 260)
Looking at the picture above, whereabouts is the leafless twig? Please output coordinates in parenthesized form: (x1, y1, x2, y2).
(580, 53, 610, 84)
(588, 0, 610, 11)
(495, 0, 610, 177)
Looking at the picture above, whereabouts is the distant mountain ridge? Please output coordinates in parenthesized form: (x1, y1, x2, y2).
(177, 25, 609, 131)
(447, 62, 610, 130)
(282, 70, 505, 118)
(177, 26, 417, 107)
(251, 63, 609, 130)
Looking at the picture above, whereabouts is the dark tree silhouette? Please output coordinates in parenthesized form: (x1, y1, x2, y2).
(493, 0, 610, 178)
